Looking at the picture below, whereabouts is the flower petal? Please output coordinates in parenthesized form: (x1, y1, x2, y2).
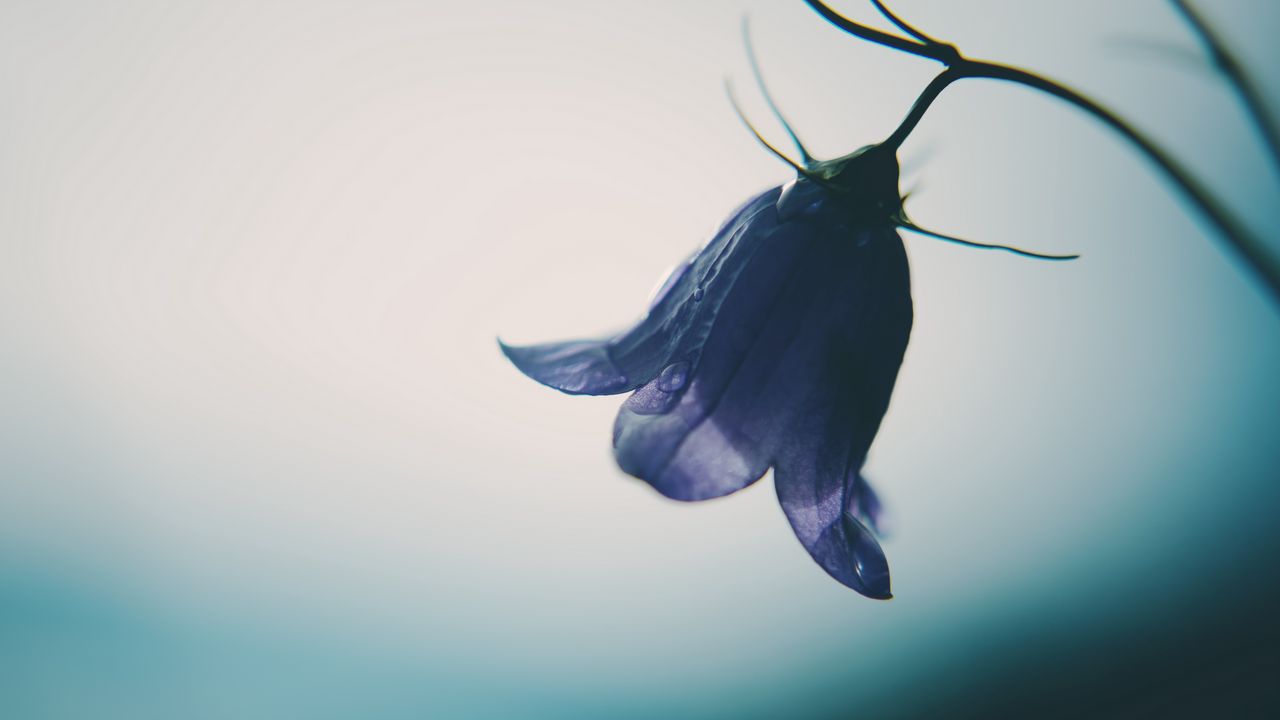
(498, 339, 631, 395)
(768, 222, 911, 596)
(772, 359, 907, 600)
(774, 445, 892, 599)
(615, 209, 912, 517)
(499, 188, 781, 396)
(613, 201, 830, 499)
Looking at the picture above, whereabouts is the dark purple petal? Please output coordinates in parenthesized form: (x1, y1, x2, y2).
(614, 190, 912, 595)
(769, 221, 911, 598)
(615, 194, 912, 511)
(498, 339, 631, 395)
(499, 187, 781, 396)
(613, 203, 825, 499)
(773, 391, 903, 600)
(774, 443, 892, 599)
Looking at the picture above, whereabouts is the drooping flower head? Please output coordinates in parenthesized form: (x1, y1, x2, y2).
(501, 16, 1074, 598)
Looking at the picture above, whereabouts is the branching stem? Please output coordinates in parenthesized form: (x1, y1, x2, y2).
(803, 0, 1280, 306)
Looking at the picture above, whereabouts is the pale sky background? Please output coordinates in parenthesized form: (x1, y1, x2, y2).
(2, 1, 1278, 718)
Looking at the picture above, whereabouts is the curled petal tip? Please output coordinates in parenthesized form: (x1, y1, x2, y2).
(498, 337, 632, 396)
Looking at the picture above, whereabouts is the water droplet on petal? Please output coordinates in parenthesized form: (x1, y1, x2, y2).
(692, 286, 705, 302)
(656, 361, 690, 393)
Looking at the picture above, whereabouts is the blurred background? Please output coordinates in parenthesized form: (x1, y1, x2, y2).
(2, 1, 1277, 717)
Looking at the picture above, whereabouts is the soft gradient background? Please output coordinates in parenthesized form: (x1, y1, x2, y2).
(2, 1, 1277, 718)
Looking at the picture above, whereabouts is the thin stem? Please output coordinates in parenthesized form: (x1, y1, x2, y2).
(803, 0, 945, 60)
(869, 0, 943, 48)
(802, 0, 1280, 307)
(899, 221, 1079, 261)
(1170, 0, 1280, 174)
(883, 68, 959, 150)
(742, 16, 815, 165)
(725, 79, 829, 186)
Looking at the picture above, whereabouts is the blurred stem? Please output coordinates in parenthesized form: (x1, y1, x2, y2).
(803, 0, 1280, 308)
(1170, 0, 1280, 176)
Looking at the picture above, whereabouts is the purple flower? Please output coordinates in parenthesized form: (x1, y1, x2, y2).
(502, 143, 912, 598)
(501, 29, 1074, 595)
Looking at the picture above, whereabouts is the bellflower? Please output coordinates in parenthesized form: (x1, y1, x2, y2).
(501, 10, 1075, 597)
(503, 144, 912, 599)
